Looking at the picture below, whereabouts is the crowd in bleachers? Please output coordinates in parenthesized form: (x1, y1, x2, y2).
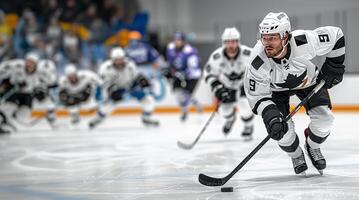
(0, 0, 149, 72)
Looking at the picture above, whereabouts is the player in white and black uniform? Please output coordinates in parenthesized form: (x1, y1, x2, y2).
(0, 52, 44, 133)
(204, 27, 254, 139)
(88, 47, 160, 128)
(244, 12, 345, 175)
(58, 64, 103, 125)
(34, 59, 58, 127)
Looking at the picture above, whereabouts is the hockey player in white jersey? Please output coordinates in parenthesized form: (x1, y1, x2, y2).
(244, 12, 345, 175)
(58, 64, 103, 125)
(34, 59, 58, 127)
(204, 27, 254, 139)
(88, 47, 159, 128)
(0, 52, 44, 133)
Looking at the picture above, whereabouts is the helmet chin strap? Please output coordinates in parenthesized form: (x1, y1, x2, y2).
(273, 36, 289, 59)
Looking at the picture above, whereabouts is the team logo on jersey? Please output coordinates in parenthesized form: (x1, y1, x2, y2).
(275, 70, 307, 89)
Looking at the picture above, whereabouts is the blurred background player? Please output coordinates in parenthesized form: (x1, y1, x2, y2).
(89, 47, 159, 128)
(244, 12, 345, 175)
(125, 31, 166, 102)
(58, 64, 103, 125)
(125, 31, 162, 71)
(33, 59, 58, 127)
(204, 27, 254, 140)
(164, 32, 202, 121)
(0, 52, 45, 133)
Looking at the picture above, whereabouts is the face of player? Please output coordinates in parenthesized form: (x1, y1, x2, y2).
(68, 74, 78, 85)
(25, 59, 37, 74)
(174, 39, 185, 50)
(113, 58, 126, 70)
(224, 40, 239, 58)
(261, 33, 284, 58)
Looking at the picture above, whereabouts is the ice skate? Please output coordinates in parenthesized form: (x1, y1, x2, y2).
(241, 125, 253, 141)
(223, 115, 236, 136)
(291, 148, 308, 175)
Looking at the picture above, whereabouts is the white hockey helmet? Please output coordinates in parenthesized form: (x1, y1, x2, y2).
(64, 63, 77, 76)
(25, 52, 40, 63)
(222, 27, 241, 43)
(259, 12, 291, 39)
(110, 47, 125, 60)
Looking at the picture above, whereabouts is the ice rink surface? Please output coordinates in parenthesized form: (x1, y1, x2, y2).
(0, 112, 359, 200)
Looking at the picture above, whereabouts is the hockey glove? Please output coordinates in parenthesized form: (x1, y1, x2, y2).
(211, 80, 231, 103)
(262, 104, 288, 141)
(33, 87, 47, 101)
(161, 68, 173, 80)
(135, 74, 151, 88)
(78, 85, 92, 102)
(317, 59, 345, 89)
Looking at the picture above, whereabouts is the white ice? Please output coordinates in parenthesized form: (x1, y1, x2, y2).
(0, 112, 359, 200)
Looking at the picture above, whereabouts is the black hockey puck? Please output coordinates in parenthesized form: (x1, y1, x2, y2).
(221, 187, 233, 192)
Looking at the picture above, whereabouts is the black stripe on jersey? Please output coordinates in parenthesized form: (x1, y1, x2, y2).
(294, 34, 308, 46)
(332, 36, 345, 50)
(252, 97, 272, 115)
(243, 49, 251, 56)
(326, 54, 345, 64)
(251, 56, 264, 70)
(279, 135, 300, 152)
(204, 74, 217, 83)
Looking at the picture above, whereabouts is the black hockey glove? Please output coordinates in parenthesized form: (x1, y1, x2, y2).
(135, 74, 151, 88)
(211, 80, 231, 103)
(78, 85, 92, 101)
(33, 87, 47, 101)
(108, 84, 123, 102)
(161, 68, 173, 80)
(262, 104, 288, 141)
(317, 59, 345, 89)
(59, 90, 75, 106)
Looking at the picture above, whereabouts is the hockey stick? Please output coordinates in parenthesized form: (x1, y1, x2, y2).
(198, 80, 325, 186)
(177, 105, 219, 150)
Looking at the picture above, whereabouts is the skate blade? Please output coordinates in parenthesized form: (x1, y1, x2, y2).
(243, 136, 253, 141)
(318, 170, 323, 176)
(300, 171, 307, 177)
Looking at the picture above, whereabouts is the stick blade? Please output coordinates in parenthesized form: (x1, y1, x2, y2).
(177, 141, 193, 150)
(198, 173, 224, 186)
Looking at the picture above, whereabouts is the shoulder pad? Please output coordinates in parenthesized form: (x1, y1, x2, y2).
(183, 44, 195, 54)
(167, 42, 175, 50)
(243, 49, 251, 56)
(212, 52, 221, 60)
(251, 56, 264, 70)
(294, 34, 308, 46)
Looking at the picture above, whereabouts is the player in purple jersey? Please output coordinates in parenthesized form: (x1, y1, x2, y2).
(164, 32, 202, 121)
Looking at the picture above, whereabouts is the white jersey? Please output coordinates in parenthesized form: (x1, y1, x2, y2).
(204, 45, 252, 90)
(37, 59, 57, 88)
(244, 26, 345, 115)
(0, 59, 43, 93)
(98, 58, 138, 90)
(59, 70, 102, 95)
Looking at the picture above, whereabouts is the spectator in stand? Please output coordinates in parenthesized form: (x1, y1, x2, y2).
(0, 9, 15, 61)
(41, 0, 61, 27)
(78, 4, 109, 70)
(99, 0, 117, 25)
(59, 0, 80, 23)
(14, 9, 41, 57)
